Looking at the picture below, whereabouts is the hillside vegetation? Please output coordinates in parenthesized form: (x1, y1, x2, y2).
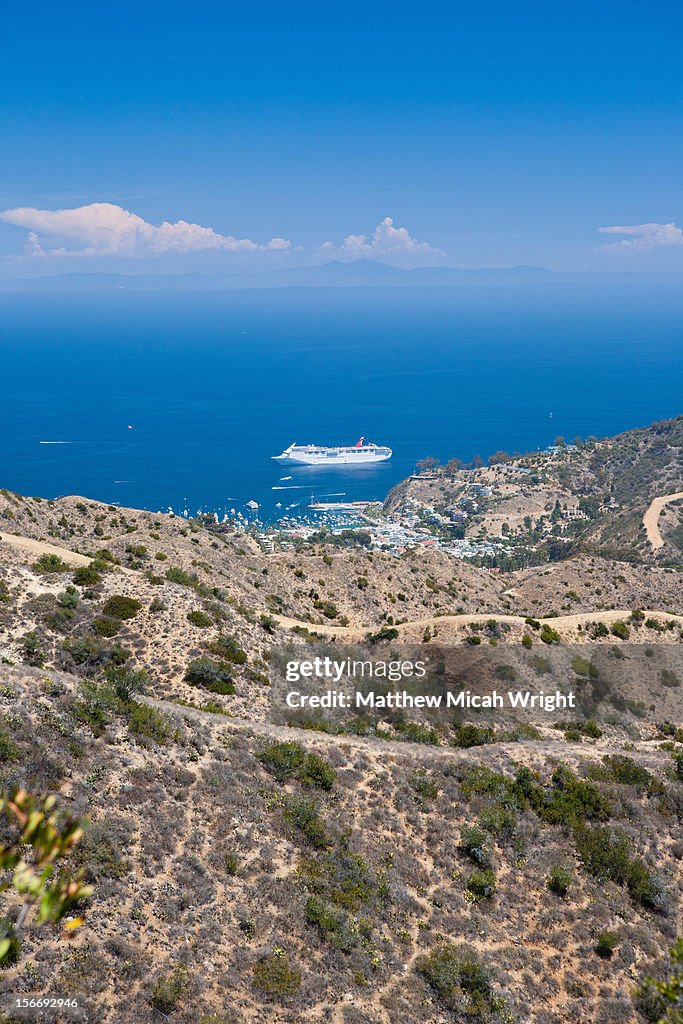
(0, 415, 682, 1023)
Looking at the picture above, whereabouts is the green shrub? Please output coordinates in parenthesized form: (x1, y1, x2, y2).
(367, 625, 399, 644)
(494, 663, 516, 681)
(300, 752, 337, 791)
(92, 617, 121, 637)
(571, 655, 592, 676)
(0, 723, 19, 762)
(64, 632, 110, 670)
(466, 869, 496, 901)
(257, 743, 337, 795)
(547, 864, 572, 896)
(71, 679, 119, 735)
(610, 621, 630, 640)
(73, 565, 102, 585)
(661, 669, 680, 689)
(94, 548, 116, 562)
(20, 631, 43, 667)
(165, 566, 198, 587)
(526, 765, 611, 826)
(575, 825, 664, 910)
(595, 930, 620, 959)
(297, 845, 377, 913)
(100, 663, 143, 699)
(557, 718, 603, 739)
(602, 755, 655, 790)
(252, 950, 301, 997)
(185, 657, 235, 694)
(125, 543, 147, 558)
(258, 740, 306, 781)
(207, 634, 247, 664)
(498, 723, 543, 742)
(101, 595, 141, 620)
(127, 703, 171, 744)
(187, 609, 213, 627)
(225, 853, 238, 875)
(57, 586, 79, 610)
(460, 825, 493, 867)
(384, 721, 440, 745)
(283, 795, 328, 847)
(521, 634, 533, 648)
(452, 724, 495, 748)
(540, 624, 561, 644)
(150, 967, 187, 1012)
(410, 771, 440, 801)
(305, 895, 358, 952)
(592, 622, 609, 638)
(415, 943, 505, 1015)
(74, 821, 130, 881)
(33, 553, 71, 573)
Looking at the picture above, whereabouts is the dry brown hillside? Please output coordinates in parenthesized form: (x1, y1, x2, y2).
(1, 663, 683, 1024)
(1, 450, 682, 1024)
(1, 490, 681, 721)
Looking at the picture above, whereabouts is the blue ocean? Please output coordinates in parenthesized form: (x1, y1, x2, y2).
(1, 284, 682, 520)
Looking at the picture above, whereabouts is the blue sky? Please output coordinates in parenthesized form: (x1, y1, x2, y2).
(1, 0, 682, 274)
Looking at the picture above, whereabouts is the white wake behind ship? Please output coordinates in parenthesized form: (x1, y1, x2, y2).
(272, 437, 392, 466)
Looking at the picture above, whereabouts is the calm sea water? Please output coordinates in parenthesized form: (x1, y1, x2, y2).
(1, 285, 681, 520)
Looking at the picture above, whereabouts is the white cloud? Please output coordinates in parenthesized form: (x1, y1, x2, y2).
(0, 204, 444, 265)
(322, 216, 445, 260)
(0, 202, 291, 258)
(598, 222, 683, 251)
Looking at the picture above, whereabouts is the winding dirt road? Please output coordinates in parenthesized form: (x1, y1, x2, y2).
(643, 491, 683, 550)
(273, 607, 683, 641)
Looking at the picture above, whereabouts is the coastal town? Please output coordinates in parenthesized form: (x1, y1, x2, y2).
(196, 440, 623, 567)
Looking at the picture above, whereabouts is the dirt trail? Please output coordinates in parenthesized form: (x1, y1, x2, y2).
(273, 607, 683, 641)
(0, 531, 137, 575)
(149, 697, 670, 771)
(643, 491, 683, 550)
(0, 532, 92, 567)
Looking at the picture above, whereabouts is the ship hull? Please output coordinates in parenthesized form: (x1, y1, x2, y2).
(274, 451, 392, 466)
(273, 443, 392, 466)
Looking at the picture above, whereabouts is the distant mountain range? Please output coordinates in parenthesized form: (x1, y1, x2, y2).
(2, 259, 682, 292)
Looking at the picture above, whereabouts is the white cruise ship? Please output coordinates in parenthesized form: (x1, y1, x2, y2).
(272, 437, 392, 466)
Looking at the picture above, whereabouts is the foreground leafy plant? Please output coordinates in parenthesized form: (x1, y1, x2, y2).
(0, 789, 92, 963)
(633, 938, 683, 1023)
